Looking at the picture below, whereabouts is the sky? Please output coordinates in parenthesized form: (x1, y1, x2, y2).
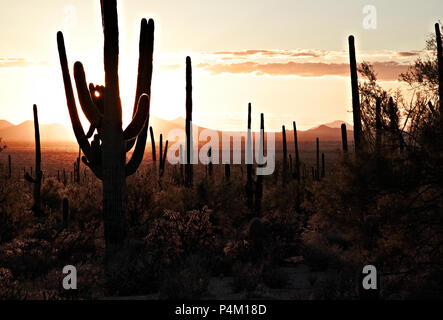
(0, 0, 442, 131)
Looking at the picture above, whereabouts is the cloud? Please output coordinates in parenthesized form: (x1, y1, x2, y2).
(198, 60, 409, 81)
(396, 51, 420, 57)
(212, 49, 324, 58)
(0, 58, 48, 68)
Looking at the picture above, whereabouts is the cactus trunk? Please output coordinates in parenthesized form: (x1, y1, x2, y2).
(293, 121, 300, 182)
(24, 105, 42, 216)
(349, 36, 362, 152)
(185, 56, 193, 187)
(246, 103, 253, 208)
(316, 137, 320, 181)
(341, 123, 348, 152)
(282, 125, 288, 185)
(254, 113, 264, 216)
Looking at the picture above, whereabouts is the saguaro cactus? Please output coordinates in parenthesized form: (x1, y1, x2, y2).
(282, 125, 288, 185)
(57, 1, 153, 256)
(185, 56, 193, 187)
(436, 23, 443, 122)
(349, 36, 362, 152)
(293, 121, 300, 182)
(316, 137, 320, 181)
(149, 126, 156, 164)
(341, 123, 348, 152)
(254, 113, 265, 216)
(24, 104, 43, 217)
(246, 103, 253, 209)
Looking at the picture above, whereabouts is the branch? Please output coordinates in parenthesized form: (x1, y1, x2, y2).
(73, 62, 103, 127)
(57, 31, 93, 159)
(123, 94, 150, 141)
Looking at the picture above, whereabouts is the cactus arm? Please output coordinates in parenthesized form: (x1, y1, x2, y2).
(24, 172, 36, 183)
(126, 18, 155, 151)
(86, 124, 96, 139)
(123, 94, 150, 141)
(125, 126, 149, 177)
(82, 156, 103, 180)
(89, 83, 105, 114)
(57, 31, 93, 159)
(73, 62, 103, 127)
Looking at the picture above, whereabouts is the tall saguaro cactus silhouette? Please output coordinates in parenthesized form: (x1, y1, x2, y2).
(349, 36, 362, 152)
(57, 0, 153, 257)
(185, 56, 193, 187)
(24, 104, 43, 217)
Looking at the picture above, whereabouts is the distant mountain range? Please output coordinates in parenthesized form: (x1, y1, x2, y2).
(0, 117, 354, 143)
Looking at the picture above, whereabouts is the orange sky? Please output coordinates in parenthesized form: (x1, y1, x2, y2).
(0, 0, 442, 131)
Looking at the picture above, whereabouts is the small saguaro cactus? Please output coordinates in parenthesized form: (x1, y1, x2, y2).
(293, 121, 300, 182)
(341, 123, 348, 152)
(435, 23, 443, 123)
(57, 1, 153, 257)
(149, 126, 156, 164)
(246, 102, 254, 209)
(316, 137, 320, 181)
(254, 113, 265, 216)
(282, 125, 288, 185)
(24, 104, 43, 217)
(349, 35, 363, 152)
(159, 135, 168, 178)
(185, 56, 193, 187)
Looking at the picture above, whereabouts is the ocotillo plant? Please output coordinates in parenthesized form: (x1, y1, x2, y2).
(246, 102, 253, 209)
(149, 126, 156, 164)
(316, 137, 320, 181)
(349, 35, 363, 152)
(293, 121, 300, 182)
(341, 123, 348, 152)
(282, 125, 288, 185)
(57, 1, 153, 257)
(255, 113, 265, 216)
(185, 56, 193, 187)
(24, 104, 42, 217)
(436, 23, 443, 123)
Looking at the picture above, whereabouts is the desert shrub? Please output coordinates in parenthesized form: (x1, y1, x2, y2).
(159, 255, 210, 300)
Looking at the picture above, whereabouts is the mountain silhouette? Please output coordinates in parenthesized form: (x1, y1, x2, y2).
(0, 117, 353, 143)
